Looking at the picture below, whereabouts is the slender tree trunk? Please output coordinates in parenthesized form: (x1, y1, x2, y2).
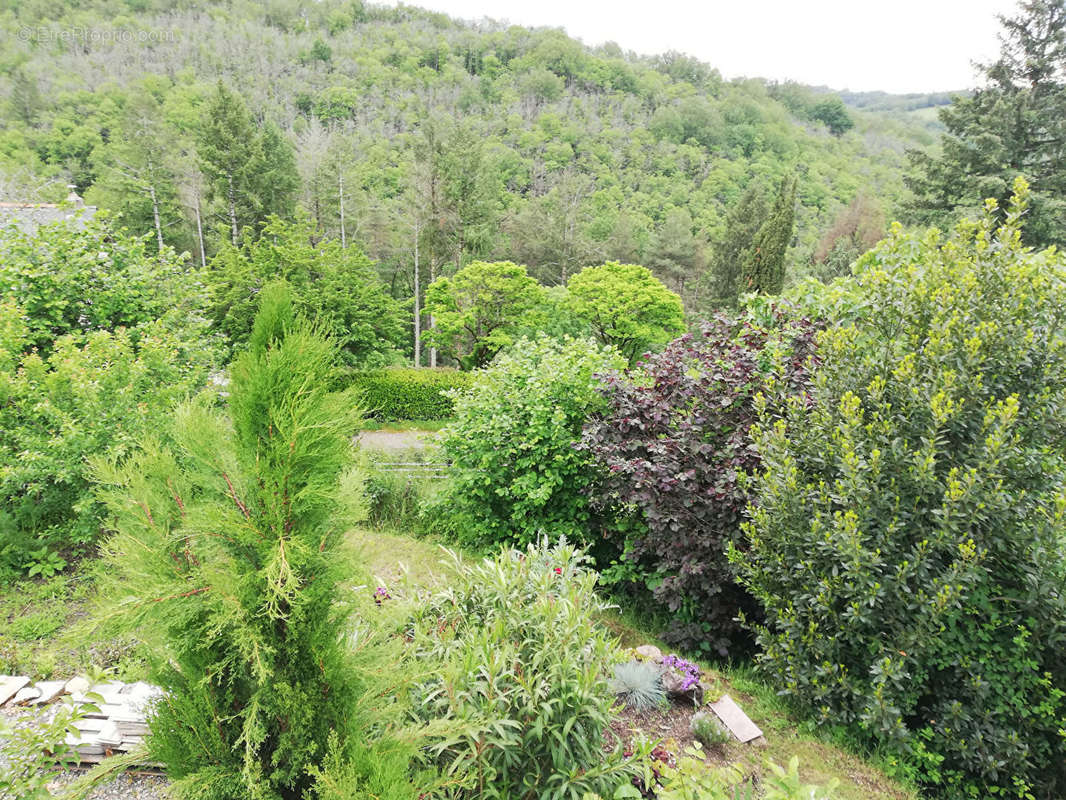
(194, 190, 206, 267)
(149, 183, 164, 253)
(413, 221, 421, 368)
(339, 170, 346, 249)
(227, 174, 239, 245)
(429, 256, 437, 368)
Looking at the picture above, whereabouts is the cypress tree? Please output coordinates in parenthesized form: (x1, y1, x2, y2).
(707, 182, 770, 306)
(741, 174, 797, 296)
(91, 284, 410, 799)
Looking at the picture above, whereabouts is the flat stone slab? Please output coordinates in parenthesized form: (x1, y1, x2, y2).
(64, 676, 90, 695)
(31, 680, 67, 705)
(709, 693, 763, 743)
(0, 675, 31, 706)
(13, 685, 41, 705)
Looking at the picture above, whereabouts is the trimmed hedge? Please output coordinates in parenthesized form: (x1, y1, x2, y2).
(347, 367, 470, 420)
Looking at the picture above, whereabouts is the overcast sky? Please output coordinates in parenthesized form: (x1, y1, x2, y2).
(387, 0, 1017, 94)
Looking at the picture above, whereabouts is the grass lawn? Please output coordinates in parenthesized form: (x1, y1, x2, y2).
(0, 566, 150, 682)
(0, 526, 917, 800)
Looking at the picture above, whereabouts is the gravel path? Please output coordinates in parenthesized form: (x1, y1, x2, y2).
(357, 429, 437, 452)
(1, 706, 169, 800)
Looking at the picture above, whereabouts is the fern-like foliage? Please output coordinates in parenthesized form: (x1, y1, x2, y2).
(609, 660, 665, 710)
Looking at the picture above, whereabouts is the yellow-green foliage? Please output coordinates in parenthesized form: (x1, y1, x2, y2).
(90, 285, 420, 800)
(734, 179, 1066, 799)
(566, 263, 685, 364)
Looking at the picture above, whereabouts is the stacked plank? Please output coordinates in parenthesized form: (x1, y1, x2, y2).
(0, 674, 162, 764)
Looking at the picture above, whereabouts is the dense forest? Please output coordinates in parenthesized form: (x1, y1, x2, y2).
(0, 0, 944, 332)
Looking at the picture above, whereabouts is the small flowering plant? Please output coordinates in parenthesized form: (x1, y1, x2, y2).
(661, 654, 701, 692)
(373, 586, 391, 605)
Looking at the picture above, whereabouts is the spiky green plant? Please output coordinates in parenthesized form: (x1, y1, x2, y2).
(609, 660, 665, 710)
(90, 283, 417, 800)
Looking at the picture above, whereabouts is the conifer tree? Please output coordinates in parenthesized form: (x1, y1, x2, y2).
(255, 121, 299, 222)
(741, 174, 797, 296)
(905, 0, 1066, 247)
(197, 82, 263, 245)
(706, 182, 770, 306)
(91, 91, 184, 252)
(91, 284, 403, 800)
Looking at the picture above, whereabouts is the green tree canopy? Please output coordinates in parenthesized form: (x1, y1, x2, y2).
(565, 261, 685, 364)
(0, 215, 206, 355)
(207, 215, 406, 366)
(423, 260, 544, 369)
(905, 0, 1066, 248)
(197, 82, 299, 244)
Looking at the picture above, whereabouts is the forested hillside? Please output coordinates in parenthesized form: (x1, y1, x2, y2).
(0, 0, 938, 317)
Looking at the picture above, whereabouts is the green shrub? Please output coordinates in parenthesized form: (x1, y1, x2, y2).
(406, 538, 645, 799)
(0, 309, 217, 577)
(0, 215, 208, 356)
(689, 712, 731, 749)
(90, 285, 421, 800)
(592, 753, 837, 800)
(733, 180, 1066, 799)
(432, 337, 627, 550)
(349, 367, 470, 421)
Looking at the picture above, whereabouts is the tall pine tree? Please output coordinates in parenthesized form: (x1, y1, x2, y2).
(197, 83, 298, 245)
(198, 81, 261, 245)
(905, 0, 1066, 247)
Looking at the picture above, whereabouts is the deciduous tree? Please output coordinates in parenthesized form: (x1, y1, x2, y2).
(423, 260, 543, 369)
(566, 262, 685, 364)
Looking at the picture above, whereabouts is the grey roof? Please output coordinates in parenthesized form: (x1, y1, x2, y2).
(0, 193, 97, 233)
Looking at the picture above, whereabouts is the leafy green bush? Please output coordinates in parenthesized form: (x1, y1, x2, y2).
(0, 307, 217, 578)
(0, 692, 104, 800)
(90, 285, 421, 799)
(591, 752, 837, 800)
(406, 538, 645, 799)
(207, 215, 407, 367)
(432, 337, 627, 550)
(655, 753, 837, 800)
(733, 180, 1066, 799)
(0, 216, 208, 355)
(349, 367, 470, 421)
